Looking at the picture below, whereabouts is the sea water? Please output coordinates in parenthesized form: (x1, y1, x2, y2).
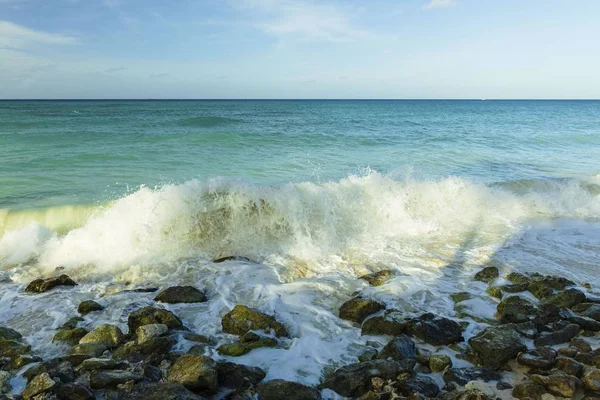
(1, 100, 599, 386)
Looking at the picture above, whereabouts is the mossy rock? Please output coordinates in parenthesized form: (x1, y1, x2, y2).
(429, 354, 452, 372)
(167, 354, 218, 394)
(486, 286, 503, 299)
(506, 272, 528, 285)
(473, 266, 499, 284)
(221, 305, 288, 337)
(496, 296, 538, 323)
(542, 288, 586, 308)
(79, 324, 124, 348)
(154, 286, 207, 304)
(257, 379, 320, 400)
(78, 300, 105, 316)
(128, 306, 183, 334)
(450, 292, 472, 303)
(339, 297, 385, 324)
(217, 338, 277, 356)
(359, 270, 394, 287)
(25, 274, 77, 293)
(527, 280, 554, 299)
(361, 310, 407, 336)
(0, 340, 31, 358)
(53, 328, 89, 346)
(0, 327, 22, 342)
(60, 317, 84, 330)
(112, 337, 173, 361)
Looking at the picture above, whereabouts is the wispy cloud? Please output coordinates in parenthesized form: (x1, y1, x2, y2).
(0, 20, 77, 49)
(423, 0, 457, 10)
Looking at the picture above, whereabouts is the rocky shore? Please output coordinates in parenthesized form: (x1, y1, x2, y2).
(1, 266, 600, 400)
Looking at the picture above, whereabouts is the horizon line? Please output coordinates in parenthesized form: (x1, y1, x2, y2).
(1, 98, 600, 101)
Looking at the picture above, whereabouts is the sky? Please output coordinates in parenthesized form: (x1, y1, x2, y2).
(0, 0, 599, 99)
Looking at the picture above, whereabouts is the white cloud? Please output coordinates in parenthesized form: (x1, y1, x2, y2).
(0, 20, 77, 49)
(423, 0, 457, 10)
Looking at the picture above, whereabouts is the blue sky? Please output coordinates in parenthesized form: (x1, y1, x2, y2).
(1, 0, 599, 99)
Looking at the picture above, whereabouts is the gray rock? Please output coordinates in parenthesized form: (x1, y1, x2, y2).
(90, 370, 143, 389)
(167, 354, 218, 394)
(468, 325, 526, 370)
(534, 323, 579, 346)
(0, 371, 11, 394)
(136, 324, 168, 344)
(22, 373, 56, 400)
(25, 274, 77, 293)
(78, 300, 105, 316)
(398, 374, 440, 397)
(442, 367, 502, 385)
(377, 334, 417, 361)
(69, 343, 109, 357)
(582, 304, 600, 321)
(79, 324, 124, 348)
(154, 286, 207, 304)
(517, 347, 557, 369)
(55, 383, 95, 400)
(222, 305, 288, 337)
(496, 296, 538, 323)
(23, 359, 75, 383)
(406, 313, 463, 345)
(217, 362, 266, 392)
(339, 297, 385, 324)
(128, 306, 183, 334)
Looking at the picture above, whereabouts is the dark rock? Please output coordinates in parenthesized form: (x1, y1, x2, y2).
(499, 283, 528, 293)
(398, 374, 439, 397)
(167, 354, 218, 394)
(485, 286, 502, 299)
(53, 327, 89, 345)
(361, 311, 406, 336)
(79, 324, 124, 348)
(128, 306, 183, 334)
(217, 362, 266, 392)
(571, 337, 592, 353)
(506, 272, 528, 285)
(513, 321, 538, 339)
(257, 379, 320, 400)
(213, 256, 250, 263)
(516, 347, 557, 369)
(22, 373, 56, 400)
(555, 357, 584, 377)
(154, 286, 207, 304)
(450, 292, 472, 303)
(468, 325, 526, 370)
(339, 298, 385, 324)
(583, 369, 600, 392)
(25, 274, 77, 293)
(496, 296, 537, 323)
(496, 381, 513, 390)
(575, 351, 600, 367)
(512, 382, 548, 399)
(531, 371, 579, 397)
(406, 313, 463, 345)
(112, 337, 173, 362)
(90, 370, 143, 389)
(534, 323, 579, 346)
(568, 315, 600, 331)
(358, 349, 378, 362)
(55, 383, 95, 400)
(0, 340, 31, 359)
(69, 343, 109, 358)
(0, 328, 22, 342)
(543, 288, 586, 308)
(78, 300, 105, 316)
(143, 365, 162, 382)
(582, 304, 600, 321)
(60, 317, 84, 330)
(450, 389, 493, 400)
(107, 382, 205, 400)
(222, 305, 288, 337)
(377, 334, 416, 361)
(80, 358, 128, 371)
(527, 280, 554, 299)
(429, 354, 452, 372)
(217, 338, 277, 356)
(23, 359, 75, 383)
(359, 270, 394, 287)
(557, 346, 578, 357)
(442, 368, 502, 385)
(473, 266, 499, 284)
(322, 359, 415, 398)
(136, 324, 168, 344)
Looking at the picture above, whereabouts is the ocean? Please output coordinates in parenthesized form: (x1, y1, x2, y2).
(1, 100, 600, 387)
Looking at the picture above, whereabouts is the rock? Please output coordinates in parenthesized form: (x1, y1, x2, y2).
(55, 383, 95, 400)
(500, 283, 528, 293)
(23, 359, 75, 383)
(583, 369, 600, 391)
(22, 373, 56, 400)
(496, 296, 538, 323)
(322, 359, 415, 398)
(468, 325, 526, 370)
(406, 313, 463, 345)
(112, 337, 173, 362)
(517, 347, 557, 369)
(377, 334, 416, 362)
(485, 286, 503, 299)
(217, 362, 266, 392)
(79, 324, 124, 348)
(6, 355, 41, 370)
(128, 306, 183, 334)
(80, 358, 127, 371)
(442, 368, 502, 385)
(543, 288, 586, 308)
(136, 324, 168, 344)
(513, 321, 538, 339)
(558, 346, 578, 357)
(451, 292, 472, 303)
(53, 327, 89, 345)
(90, 370, 143, 389)
(107, 382, 205, 400)
(60, 317, 84, 330)
(257, 379, 320, 400)
(512, 382, 548, 399)
(582, 304, 600, 321)
(25, 274, 77, 293)
(451, 389, 493, 400)
(473, 266, 499, 284)
(0, 339, 31, 360)
(167, 354, 218, 394)
(217, 338, 277, 356)
(531, 371, 579, 398)
(0, 371, 11, 394)
(222, 305, 288, 337)
(358, 349, 378, 362)
(567, 315, 600, 331)
(69, 343, 109, 357)
(0, 328, 22, 342)
(359, 270, 394, 287)
(571, 337, 592, 353)
(78, 300, 104, 316)
(154, 286, 207, 304)
(398, 374, 440, 397)
(506, 272, 528, 285)
(430, 354, 452, 372)
(361, 311, 406, 336)
(555, 357, 583, 377)
(534, 323, 579, 346)
(213, 256, 250, 263)
(527, 280, 554, 299)
(339, 297, 385, 324)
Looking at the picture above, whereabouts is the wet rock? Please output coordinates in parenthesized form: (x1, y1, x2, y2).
(555, 357, 583, 377)
(80, 358, 127, 371)
(55, 383, 95, 400)
(0, 340, 31, 363)
(213, 256, 250, 263)
(506, 272, 529, 285)
(531, 371, 579, 398)
(468, 325, 526, 370)
(527, 280, 554, 299)
(60, 317, 84, 330)
(78, 300, 104, 316)
(23, 359, 75, 383)
(79, 324, 124, 348)
(398, 374, 440, 397)
(322, 359, 415, 398)
(0, 328, 21, 342)
(217, 362, 266, 392)
(534, 323, 579, 346)
(167, 354, 218, 394)
(90, 370, 143, 389)
(430, 354, 453, 372)
(513, 321, 538, 339)
(557, 346, 578, 357)
(359, 270, 394, 287)
(582, 304, 600, 321)
(451, 292, 472, 303)
(0, 371, 11, 394)
(377, 334, 416, 361)
(154, 286, 207, 304)
(359, 349, 378, 362)
(217, 338, 277, 356)
(496, 296, 538, 323)
(136, 324, 168, 344)
(406, 313, 463, 345)
(568, 315, 600, 331)
(571, 337, 592, 353)
(485, 286, 502, 299)
(512, 382, 548, 399)
(451, 389, 493, 400)
(543, 288, 586, 308)
(473, 266, 499, 284)
(361, 311, 406, 336)
(442, 368, 502, 386)
(22, 373, 56, 400)
(107, 382, 205, 400)
(575, 351, 600, 367)
(500, 283, 528, 293)
(6, 355, 41, 370)
(517, 347, 557, 369)
(69, 343, 109, 358)
(128, 306, 184, 334)
(53, 327, 89, 345)
(583, 369, 600, 392)
(25, 274, 77, 293)
(257, 379, 320, 400)
(112, 337, 173, 362)
(339, 297, 385, 324)
(496, 381, 512, 390)
(222, 305, 288, 337)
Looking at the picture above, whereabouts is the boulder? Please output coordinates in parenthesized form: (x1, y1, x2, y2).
(543, 288, 586, 308)
(79, 324, 124, 348)
(55, 383, 95, 400)
(506, 272, 528, 285)
(496, 296, 538, 323)
(339, 297, 385, 324)
(406, 313, 463, 345)
(582, 304, 600, 321)
(567, 315, 600, 331)
(473, 266, 499, 284)
(531, 371, 579, 398)
(90, 370, 143, 389)
(217, 362, 266, 392)
(80, 358, 128, 371)
(60, 317, 84, 330)
(512, 382, 548, 399)
(167, 354, 218, 394)
(221, 305, 288, 337)
(22, 373, 56, 399)
(154, 286, 207, 304)
(53, 327, 89, 345)
(527, 280, 554, 299)
(377, 334, 417, 361)
(429, 354, 452, 372)
(217, 338, 277, 356)
(68, 343, 109, 358)
(398, 374, 439, 397)
(361, 311, 407, 336)
(78, 300, 104, 316)
(571, 337, 592, 353)
(322, 359, 415, 398)
(359, 270, 394, 286)
(136, 324, 168, 344)
(112, 337, 173, 362)
(128, 306, 183, 333)
(442, 367, 502, 385)
(106, 382, 205, 400)
(516, 347, 557, 369)
(468, 325, 526, 370)
(583, 368, 600, 392)
(0, 339, 31, 359)
(23, 359, 75, 383)
(555, 357, 584, 377)
(534, 323, 579, 346)
(0, 328, 22, 342)
(25, 274, 77, 293)
(0, 371, 12, 394)
(257, 379, 320, 400)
